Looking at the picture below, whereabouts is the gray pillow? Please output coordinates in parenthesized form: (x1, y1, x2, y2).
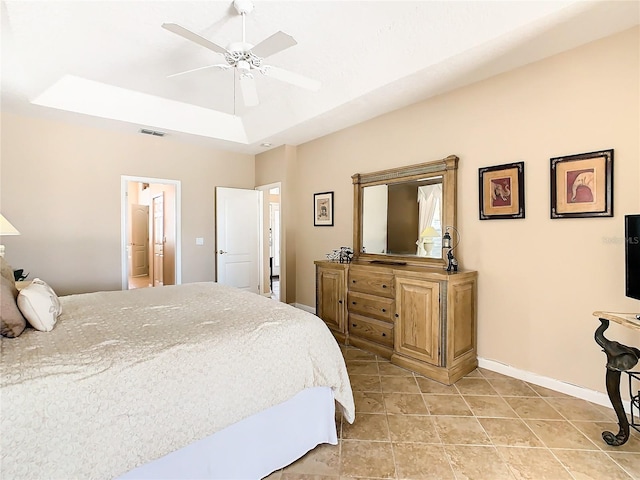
(1, 275, 26, 337)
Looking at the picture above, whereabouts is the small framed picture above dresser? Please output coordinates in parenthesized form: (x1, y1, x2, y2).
(314, 191, 334, 227)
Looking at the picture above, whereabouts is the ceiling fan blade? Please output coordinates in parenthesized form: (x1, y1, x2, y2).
(261, 65, 321, 91)
(250, 31, 297, 59)
(167, 64, 230, 78)
(239, 73, 259, 107)
(162, 23, 227, 55)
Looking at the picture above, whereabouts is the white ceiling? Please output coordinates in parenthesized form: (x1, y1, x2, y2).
(2, 1, 638, 155)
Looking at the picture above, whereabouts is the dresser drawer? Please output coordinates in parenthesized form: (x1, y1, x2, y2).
(349, 313, 393, 347)
(348, 270, 395, 298)
(347, 291, 394, 321)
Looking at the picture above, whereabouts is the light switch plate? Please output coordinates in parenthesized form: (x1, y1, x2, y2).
(196, 237, 204, 246)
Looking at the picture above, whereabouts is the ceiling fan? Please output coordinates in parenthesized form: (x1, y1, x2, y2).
(162, 0, 320, 107)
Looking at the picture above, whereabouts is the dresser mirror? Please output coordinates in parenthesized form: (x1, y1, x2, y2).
(352, 155, 458, 267)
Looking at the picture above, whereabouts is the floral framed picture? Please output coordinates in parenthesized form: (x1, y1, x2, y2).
(479, 161, 525, 220)
(550, 149, 613, 219)
(314, 191, 334, 226)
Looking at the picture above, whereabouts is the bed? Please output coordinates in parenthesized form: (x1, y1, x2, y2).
(0, 281, 355, 479)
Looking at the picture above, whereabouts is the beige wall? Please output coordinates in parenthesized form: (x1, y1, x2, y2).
(294, 27, 640, 393)
(1, 27, 638, 399)
(0, 113, 254, 295)
(255, 144, 298, 304)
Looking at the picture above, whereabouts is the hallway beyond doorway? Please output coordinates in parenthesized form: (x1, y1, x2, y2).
(121, 175, 182, 291)
(270, 277, 279, 300)
(129, 275, 151, 289)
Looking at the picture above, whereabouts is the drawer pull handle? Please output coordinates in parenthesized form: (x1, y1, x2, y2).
(352, 323, 357, 327)
(382, 284, 387, 288)
(382, 308, 386, 312)
(338, 300, 343, 304)
(382, 332, 386, 337)
(352, 301, 357, 305)
(395, 313, 399, 318)
(352, 280, 356, 283)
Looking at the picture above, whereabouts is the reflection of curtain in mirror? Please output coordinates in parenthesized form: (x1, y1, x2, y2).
(416, 184, 442, 255)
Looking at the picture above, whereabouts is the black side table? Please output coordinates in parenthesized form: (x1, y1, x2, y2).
(593, 311, 640, 446)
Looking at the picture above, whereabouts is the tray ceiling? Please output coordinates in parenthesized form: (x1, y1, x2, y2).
(2, 1, 638, 154)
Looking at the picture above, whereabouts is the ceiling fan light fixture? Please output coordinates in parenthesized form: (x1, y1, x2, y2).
(237, 60, 251, 73)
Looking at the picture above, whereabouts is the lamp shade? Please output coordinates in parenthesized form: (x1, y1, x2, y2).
(420, 226, 439, 238)
(0, 214, 20, 236)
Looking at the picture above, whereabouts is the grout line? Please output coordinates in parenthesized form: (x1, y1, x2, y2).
(338, 346, 640, 479)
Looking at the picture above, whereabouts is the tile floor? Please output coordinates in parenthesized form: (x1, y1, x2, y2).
(266, 346, 640, 480)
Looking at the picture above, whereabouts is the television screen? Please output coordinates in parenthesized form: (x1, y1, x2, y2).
(625, 214, 640, 301)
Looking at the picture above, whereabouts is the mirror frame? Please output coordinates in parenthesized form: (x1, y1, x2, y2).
(352, 155, 458, 267)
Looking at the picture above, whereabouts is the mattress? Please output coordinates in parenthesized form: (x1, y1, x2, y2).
(1, 282, 354, 480)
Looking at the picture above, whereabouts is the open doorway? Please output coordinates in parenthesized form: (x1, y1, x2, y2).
(256, 182, 281, 301)
(121, 176, 181, 290)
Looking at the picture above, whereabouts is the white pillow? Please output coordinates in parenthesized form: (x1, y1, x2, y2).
(17, 278, 62, 332)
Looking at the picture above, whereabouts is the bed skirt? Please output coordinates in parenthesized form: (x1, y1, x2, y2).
(118, 386, 337, 479)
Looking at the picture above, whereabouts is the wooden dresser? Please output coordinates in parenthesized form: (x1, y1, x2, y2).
(316, 260, 478, 385)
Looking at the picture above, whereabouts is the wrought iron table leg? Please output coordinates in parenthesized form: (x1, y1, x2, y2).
(594, 318, 640, 446)
(603, 368, 629, 446)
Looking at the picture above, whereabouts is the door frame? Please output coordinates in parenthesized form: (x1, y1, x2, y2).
(152, 192, 165, 287)
(255, 182, 282, 299)
(121, 175, 182, 290)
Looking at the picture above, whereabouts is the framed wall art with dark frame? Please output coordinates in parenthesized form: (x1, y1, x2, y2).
(550, 149, 613, 219)
(478, 161, 525, 220)
(314, 191, 334, 226)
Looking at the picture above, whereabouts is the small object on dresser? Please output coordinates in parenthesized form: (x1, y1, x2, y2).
(442, 226, 460, 272)
(339, 247, 353, 264)
(326, 249, 340, 262)
(326, 246, 353, 263)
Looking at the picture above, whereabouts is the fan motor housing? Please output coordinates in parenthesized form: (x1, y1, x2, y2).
(225, 42, 262, 69)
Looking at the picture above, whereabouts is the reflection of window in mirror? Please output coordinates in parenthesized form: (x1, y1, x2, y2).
(362, 185, 388, 253)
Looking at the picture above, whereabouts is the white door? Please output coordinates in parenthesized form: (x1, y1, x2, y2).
(131, 204, 149, 277)
(216, 187, 260, 294)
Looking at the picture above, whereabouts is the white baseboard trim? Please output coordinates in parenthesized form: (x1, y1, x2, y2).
(293, 302, 627, 414)
(478, 357, 630, 414)
(294, 303, 315, 314)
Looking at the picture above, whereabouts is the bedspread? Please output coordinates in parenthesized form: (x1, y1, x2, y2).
(0, 282, 354, 479)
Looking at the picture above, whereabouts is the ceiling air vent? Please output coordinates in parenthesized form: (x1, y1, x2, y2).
(139, 128, 166, 137)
